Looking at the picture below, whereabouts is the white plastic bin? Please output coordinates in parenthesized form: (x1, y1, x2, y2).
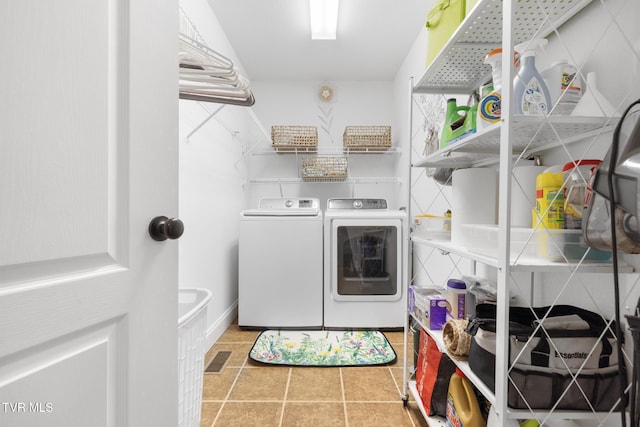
(178, 288, 212, 427)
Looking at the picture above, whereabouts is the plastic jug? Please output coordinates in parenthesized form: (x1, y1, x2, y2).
(441, 98, 477, 148)
(513, 39, 552, 115)
(541, 60, 582, 115)
(478, 48, 521, 130)
(446, 368, 486, 427)
(477, 48, 504, 130)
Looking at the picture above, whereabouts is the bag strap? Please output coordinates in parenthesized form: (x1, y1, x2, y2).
(473, 304, 616, 338)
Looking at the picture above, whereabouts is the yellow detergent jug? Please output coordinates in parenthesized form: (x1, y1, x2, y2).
(446, 368, 486, 427)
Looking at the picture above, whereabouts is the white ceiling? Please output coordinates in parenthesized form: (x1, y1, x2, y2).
(207, 0, 433, 82)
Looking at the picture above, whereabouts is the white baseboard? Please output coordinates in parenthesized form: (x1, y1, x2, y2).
(205, 301, 238, 350)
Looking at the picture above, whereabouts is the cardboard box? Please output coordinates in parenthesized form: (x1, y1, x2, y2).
(410, 286, 448, 330)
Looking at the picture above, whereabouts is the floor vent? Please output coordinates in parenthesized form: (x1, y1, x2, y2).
(205, 351, 232, 373)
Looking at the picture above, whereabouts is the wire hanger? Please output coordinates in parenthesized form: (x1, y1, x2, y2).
(178, 9, 255, 106)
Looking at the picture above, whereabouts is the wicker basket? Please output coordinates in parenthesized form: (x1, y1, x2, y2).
(343, 126, 392, 151)
(271, 126, 318, 152)
(300, 156, 348, 181)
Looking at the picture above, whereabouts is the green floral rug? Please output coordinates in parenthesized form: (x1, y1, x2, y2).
(249, 330, 396, 366)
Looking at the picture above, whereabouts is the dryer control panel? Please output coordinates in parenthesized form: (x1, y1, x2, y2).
(258, 198, 319, 210)
(327, 198, 388, 210)
(242, 198, 320, 217)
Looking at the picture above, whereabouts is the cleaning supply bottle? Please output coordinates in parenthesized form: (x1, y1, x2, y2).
(446, 368, 486, 427)
(513, 39, 552, 116)
(477, 48, 505, 130)
(533, 171, 564, 229)
(446, 278, 467, 320)
(441, 98, 475, 148)
(477, 48, 520, 130)
(541, 59, 582, 115)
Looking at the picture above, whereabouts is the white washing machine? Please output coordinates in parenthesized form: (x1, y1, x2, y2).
(239, 197, 323, 329)
(323, 198, 407, 329)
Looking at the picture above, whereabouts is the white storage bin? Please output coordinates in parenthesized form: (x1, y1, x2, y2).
(413, 214, 451, 241)
(460, 224, 611, 262)
(178, 288, 212, 427)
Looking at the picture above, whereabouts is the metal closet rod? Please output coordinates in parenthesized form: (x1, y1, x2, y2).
(180, 92, 255, 106)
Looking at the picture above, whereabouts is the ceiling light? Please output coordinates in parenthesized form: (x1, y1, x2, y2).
(309, 0, 339, 40)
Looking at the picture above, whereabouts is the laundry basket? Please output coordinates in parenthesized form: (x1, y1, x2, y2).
(178, 288, 212, 427)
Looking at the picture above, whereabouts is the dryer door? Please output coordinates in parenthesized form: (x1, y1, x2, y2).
(329, 218, 403, 302)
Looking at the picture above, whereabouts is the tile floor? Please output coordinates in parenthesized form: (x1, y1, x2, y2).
(199, 322, 429, 427)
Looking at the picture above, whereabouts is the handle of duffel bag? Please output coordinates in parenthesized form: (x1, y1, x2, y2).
(474, 304, 615, 339)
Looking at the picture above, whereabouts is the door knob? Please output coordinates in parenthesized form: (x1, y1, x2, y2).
(149, 216, 184, 241)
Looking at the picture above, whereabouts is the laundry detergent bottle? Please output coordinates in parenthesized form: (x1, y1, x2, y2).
(446, 368, 486, 427)
(541, 59, 582, 115)
(513, 39, 551, 116)
(441, 98, 475, 148)
(477, 48, 504, 130)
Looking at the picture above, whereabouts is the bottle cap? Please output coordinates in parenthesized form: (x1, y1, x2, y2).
(447, 279, 467, 290)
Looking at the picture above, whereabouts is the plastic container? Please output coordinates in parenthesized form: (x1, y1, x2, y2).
(460, 224, 611, 262)
(561, 159, 601, 230)
(478, 48, 521, 129)
(571, 72, 618, 117)
(513, 39, 551, 115)
(446, 279, 467, 320)
(446, 368, 486, 427)
(533, 172, 564, 229)
(178, 288, 212, 427)
(425, 0, 466, 68)
(541, 60, 582, 115)
(441, 98, 477, 147)
(414, 213, 452, 241)
(477, 48, 503, 130)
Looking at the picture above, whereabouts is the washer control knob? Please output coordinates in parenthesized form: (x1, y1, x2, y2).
(353, 200, 363, 209)
(285, 199, 294, 208)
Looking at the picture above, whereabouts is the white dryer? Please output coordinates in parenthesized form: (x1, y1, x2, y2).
(323, 198, 407, 329)
(239, 198, 323, 329)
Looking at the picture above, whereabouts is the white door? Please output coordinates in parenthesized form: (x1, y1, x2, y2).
(0, 1, 179, 426)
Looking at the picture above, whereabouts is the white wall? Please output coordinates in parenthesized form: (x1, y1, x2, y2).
(178, 0, 261, 347)
(246, 80, 405, 209)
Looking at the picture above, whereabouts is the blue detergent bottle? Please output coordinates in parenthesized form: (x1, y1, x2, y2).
(513, 39, 551, 115)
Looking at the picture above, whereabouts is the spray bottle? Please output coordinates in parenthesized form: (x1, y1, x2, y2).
(478, 48, 520, 130)
(477, 48, 504, 130)
(513, 39, 552, 116)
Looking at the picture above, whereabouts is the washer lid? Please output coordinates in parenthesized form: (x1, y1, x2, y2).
(243, 197, 320, 216)
(327, 198, 388, 210)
